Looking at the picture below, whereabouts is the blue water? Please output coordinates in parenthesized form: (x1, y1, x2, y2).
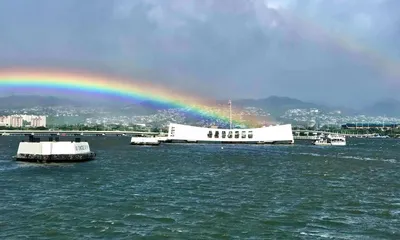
(0, 137, 399, 239)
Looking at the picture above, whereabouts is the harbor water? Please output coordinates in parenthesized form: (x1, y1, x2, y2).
(0, 137, 399, 239)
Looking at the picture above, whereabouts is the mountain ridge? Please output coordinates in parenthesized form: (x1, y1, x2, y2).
(361, 98, 400, 117)
(0, 95, 399, 117)
(0, 95, 81, 109)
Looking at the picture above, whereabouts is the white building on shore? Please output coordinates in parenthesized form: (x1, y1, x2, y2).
(0, 115, 47, 128)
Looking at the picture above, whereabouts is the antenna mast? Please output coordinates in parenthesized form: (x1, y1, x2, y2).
(229, 100, 232, 129)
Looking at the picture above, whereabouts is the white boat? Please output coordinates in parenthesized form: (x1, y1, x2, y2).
(368, 134, 390, 139)
(130, 136, 160, 145)
(156, 136, 169, 142)
(313, 134, 346, 146)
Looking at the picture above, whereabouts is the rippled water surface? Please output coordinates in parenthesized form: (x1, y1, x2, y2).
(1, 137, 399, 239)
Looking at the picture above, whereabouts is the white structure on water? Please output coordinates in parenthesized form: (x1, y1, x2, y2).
(130, 136, 160, 145)
(15, 136, 95, 163)
(163, 100, 294, 144)
(165, 123, 294, 144)
(313, 134, 346, 146)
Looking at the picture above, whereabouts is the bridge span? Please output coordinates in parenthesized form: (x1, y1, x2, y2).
(0, 130, 160, 136)
(0, 129, 372, 139)
(292, 130, 373, 139)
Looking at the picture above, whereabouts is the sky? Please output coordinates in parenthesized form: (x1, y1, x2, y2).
(0, 0, 400, 108)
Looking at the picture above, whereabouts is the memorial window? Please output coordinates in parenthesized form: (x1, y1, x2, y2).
(228, 131, 233, 138)
(207, 131, 212, 138)
(222, 131, 226, 138)
(248, 131, 253, 138)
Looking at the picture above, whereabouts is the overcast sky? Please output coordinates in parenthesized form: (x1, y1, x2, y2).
(0, 0, 399, 108)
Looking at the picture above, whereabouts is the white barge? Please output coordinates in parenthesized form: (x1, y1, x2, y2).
(15, 136, 96, 163)
(164, 123, 294, 144)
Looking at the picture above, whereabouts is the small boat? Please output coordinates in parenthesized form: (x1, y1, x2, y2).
(130, 136, 160, 146)
(313, 134, 346, 146)
(368, 134, 390, 139)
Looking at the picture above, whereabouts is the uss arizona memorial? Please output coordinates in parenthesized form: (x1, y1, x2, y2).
(160, 100, 294, 144)
(162, 123, 294, 144)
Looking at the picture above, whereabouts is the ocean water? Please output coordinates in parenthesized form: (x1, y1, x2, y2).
(0, 137, 399, 239)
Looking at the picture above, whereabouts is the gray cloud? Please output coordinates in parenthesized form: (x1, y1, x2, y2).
(0, 0, 400, 107)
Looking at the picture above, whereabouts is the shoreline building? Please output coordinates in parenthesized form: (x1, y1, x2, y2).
(341, 123, 399, 130)
(0, 115, 46, 128)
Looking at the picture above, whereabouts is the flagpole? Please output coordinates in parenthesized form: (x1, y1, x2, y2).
(229, 100, 232, 129)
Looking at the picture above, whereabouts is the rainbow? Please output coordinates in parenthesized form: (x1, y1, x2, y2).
(278, 9, 400, 82)
(0, 68, 265, 126)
